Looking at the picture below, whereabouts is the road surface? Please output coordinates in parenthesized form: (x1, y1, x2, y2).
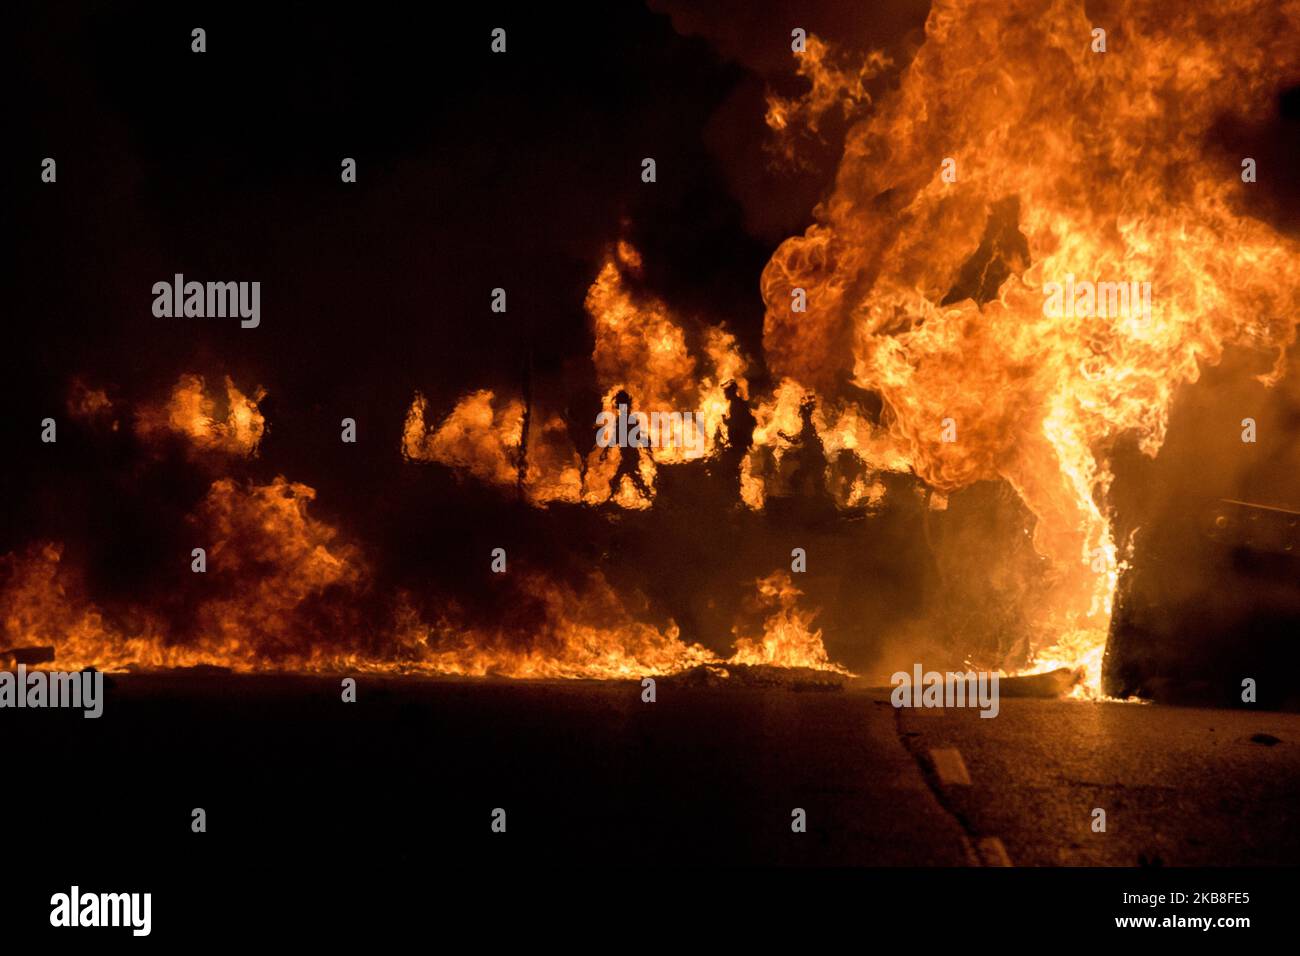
(9, 675, 1297, 867)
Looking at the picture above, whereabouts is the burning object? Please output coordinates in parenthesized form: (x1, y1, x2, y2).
(890, 666, 1001, 717)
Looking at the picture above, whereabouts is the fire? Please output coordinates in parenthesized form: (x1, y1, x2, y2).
(1, 478, 366, 673)
(188, 477, 366, 664)
(585, 246, 747, 467)
(760, 2, 1300, 693)
(404, 242, 749, 507)
(6, 369, 849, 676)
(521, 413, 585, 505)
(729, 572, 851, 674)
(742, 378, 909, 509)
(67, 380, 116, 426)
(392, 569, 850, 682)
(392, 571, 716, 679)
(765, 35, 890, 167)
(7, 2, 1296, 691)
(136, 373, 267, 456)
(402, 389, 525, 487)
(1, 539, 848, 680)
(1, 543, 134, 667)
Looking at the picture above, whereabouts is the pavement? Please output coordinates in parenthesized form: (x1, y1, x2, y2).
(893, 695, 1300, 866)
(7, 674, 1299, 867)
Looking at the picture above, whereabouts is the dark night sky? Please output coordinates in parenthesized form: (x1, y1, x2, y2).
(5, 1, 930, 544)
(12, 3, 755, 426)
(8, 0, 935, 422)
(9, 4, 773, 535)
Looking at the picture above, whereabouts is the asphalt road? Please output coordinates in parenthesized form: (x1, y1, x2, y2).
(892, 695, 1300, 866)
(7, 675, 1298, 867)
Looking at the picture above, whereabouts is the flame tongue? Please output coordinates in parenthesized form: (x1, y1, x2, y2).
(729, 572, 851, 674)
(137, 374, 267, 457)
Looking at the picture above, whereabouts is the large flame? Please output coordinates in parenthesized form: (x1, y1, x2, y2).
(761, 1, 1300, 692)
(729, 572, 851, 674)
(1, 543, 845, 680)
(587, 241, 748, 467)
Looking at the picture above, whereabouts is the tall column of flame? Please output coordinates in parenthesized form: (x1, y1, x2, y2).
(761, 0, 1300, 692)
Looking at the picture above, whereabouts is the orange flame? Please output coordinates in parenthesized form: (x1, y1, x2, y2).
(1, 477, 366, 673)
(761, 4, 1300, 692)
(765, 35, 891, 166)
(404, 244, 750, 508)
(402, 389, 524, 487)
(729, 572, 851, 674)
(587, 247, 748, 466)
(136, 373, 266, 456)
(10, 5, 1296, 690)
(392, 571, 715, 679)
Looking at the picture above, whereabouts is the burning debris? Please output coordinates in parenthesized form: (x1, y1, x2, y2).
(999, 667, 1085, 699)
(663, 662, 848, 692)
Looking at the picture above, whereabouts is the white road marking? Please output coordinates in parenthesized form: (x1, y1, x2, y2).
(977, 836, 1012, 866)
(929, 747, 972, 786)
